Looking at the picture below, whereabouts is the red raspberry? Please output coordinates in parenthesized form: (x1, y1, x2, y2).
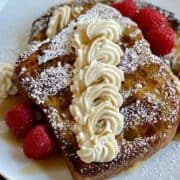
(146, 26, 175, 55)
(23, 125, 55, 160)
(134, 7, 167, 32)
(5, 103, 35, 138)
(112, 0, 137, 19)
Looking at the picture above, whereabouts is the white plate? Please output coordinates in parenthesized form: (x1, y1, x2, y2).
(0, 1, 179, 180)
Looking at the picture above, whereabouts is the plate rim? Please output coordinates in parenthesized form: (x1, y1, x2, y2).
(0, 0, 179, 180)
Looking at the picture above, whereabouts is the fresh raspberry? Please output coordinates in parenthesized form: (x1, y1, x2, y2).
(134, 7, 167, 32)
(146, 26, 175, 55)
(5, 103, 35, 138)
(112, 0, 137, 19)
(23, 125, 55, 160)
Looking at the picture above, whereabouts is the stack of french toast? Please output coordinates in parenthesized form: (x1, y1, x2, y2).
(14, 0, 179, 179)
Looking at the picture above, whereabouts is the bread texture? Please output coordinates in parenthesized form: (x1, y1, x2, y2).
(15, 2, 180, 180)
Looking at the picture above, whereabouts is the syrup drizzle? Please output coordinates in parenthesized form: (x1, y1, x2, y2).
(0, 93, 27, 120)
(20, 153, 69, 177)
(0, 96, 70, 177)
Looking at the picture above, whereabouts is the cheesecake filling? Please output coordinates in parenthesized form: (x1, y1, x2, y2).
(70, 20, 124, 163)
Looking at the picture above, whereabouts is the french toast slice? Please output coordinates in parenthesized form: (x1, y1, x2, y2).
(15, 3, 179, 180)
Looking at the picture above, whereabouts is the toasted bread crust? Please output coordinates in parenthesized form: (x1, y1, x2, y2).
(65, 121, 178, 180)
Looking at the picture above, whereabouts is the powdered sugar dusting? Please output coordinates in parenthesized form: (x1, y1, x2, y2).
(116, 16, 136, 30)
(119, 39, 162, 73)
(21, 63, 73, 104)
(70, 0, 112, 7)
(44, 106, 75, 142)
(38, 3, 135, 64)
(38, 22, 75, 64)
(43, 107, 62, 139)
(120, 95, 162, 129)
(17, 39, 50, 64)
(78, 3, 121, 22)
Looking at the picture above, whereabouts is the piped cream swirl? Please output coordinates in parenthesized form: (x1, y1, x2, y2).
(73, 20, 122, 48)
(77, 134, 120, 164)
(74, 37, 123, 72)
(71, 61, 124, 98)
(70, 83, 123, 124)
(47, 5, 84, 38)
(87, 37, 123, 65)
(47, 6, 72, 38)
(70, 20, 124, 163)
(84, 20, 121, 42)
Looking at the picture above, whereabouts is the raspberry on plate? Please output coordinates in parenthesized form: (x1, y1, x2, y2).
(23, 125, 55, 160)
(5, 103, 35, 138)
(134, 7, 167, 32)
(145, 26, 176, 55)
(111, 0, 137, 19)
